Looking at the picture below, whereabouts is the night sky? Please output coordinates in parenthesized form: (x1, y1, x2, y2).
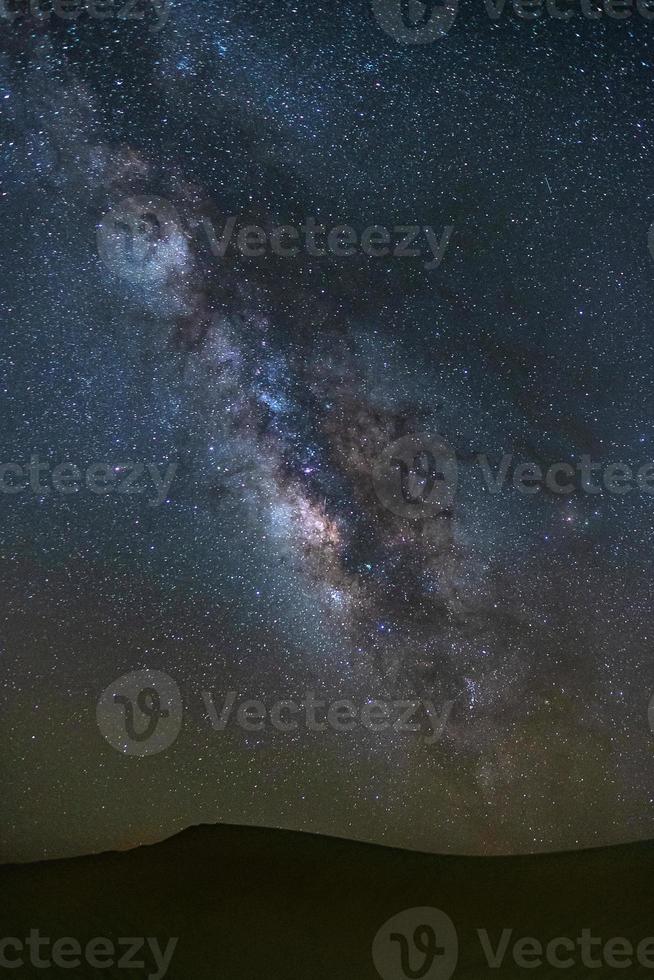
(2, 0, 654, 864)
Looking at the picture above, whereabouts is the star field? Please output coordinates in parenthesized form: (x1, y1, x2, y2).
(1, 0, 654, 862)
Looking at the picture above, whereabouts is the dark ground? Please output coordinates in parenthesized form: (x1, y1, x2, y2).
(2, 822, 654, 978)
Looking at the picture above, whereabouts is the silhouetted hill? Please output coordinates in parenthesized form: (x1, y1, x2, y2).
(2, 823, 654, 978)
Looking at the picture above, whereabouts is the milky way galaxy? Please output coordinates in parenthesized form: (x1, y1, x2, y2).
(1, 1, 654, 862)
